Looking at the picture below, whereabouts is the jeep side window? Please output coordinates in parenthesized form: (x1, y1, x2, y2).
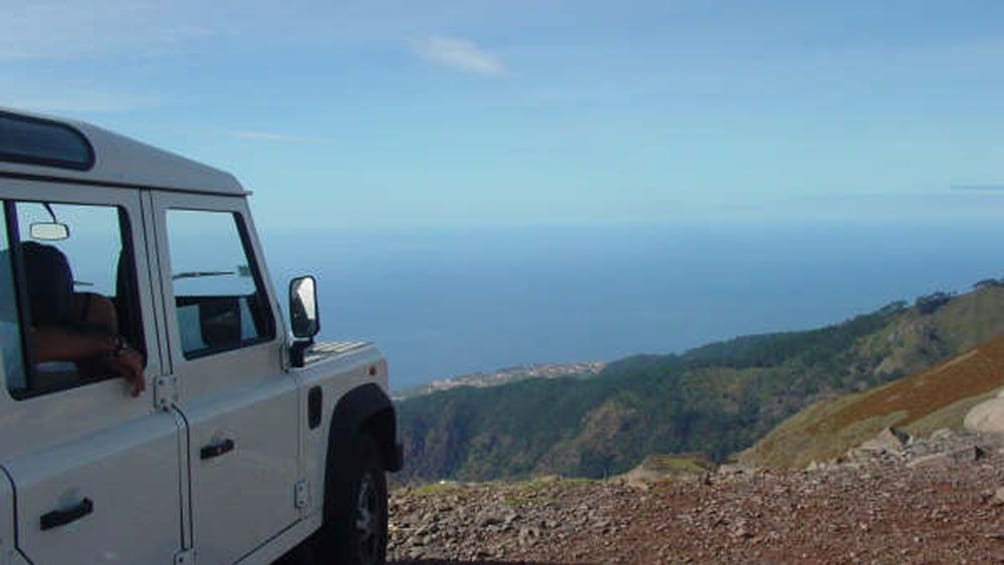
(166, 209, 274, 358)
(2, 201, 145, 398)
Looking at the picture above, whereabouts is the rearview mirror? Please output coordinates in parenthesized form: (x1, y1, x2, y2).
(29, 222, 70, 241)
(289, 275, 319, 339)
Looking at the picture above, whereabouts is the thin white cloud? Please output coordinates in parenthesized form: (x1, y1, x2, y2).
(225, 130, 322, 144)
(412, 35, 507, 77)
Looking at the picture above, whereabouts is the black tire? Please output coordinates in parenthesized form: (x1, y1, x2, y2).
(322, 433, 388, 565)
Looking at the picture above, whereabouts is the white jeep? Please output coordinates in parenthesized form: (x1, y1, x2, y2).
(0, 108, 402, 564)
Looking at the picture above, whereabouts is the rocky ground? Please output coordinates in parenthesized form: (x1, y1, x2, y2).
(388, 430, 1004, 564)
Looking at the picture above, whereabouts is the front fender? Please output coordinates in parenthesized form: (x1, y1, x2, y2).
(326, 383, 402, 474)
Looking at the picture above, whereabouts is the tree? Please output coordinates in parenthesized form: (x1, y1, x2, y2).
(974, 278, 1004, 290)
(915, 291, 953, 315)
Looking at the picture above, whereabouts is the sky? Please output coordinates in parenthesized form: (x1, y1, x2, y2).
(2, 0, 1003, 229)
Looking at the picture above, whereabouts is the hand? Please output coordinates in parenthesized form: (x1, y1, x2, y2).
(108, 348, 146, 397)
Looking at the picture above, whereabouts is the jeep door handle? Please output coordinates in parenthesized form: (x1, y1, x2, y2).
(200, 438, 235, 460)
(40, 497, 93, 530)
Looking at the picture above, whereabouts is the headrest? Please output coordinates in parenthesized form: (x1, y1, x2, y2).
(21, 241, 74, 326)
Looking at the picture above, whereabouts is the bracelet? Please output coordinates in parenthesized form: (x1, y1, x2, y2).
(109, 335, 127, 358)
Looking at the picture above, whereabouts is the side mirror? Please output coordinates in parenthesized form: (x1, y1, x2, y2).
(30, 222, 70, 241)
(289, 275, 320, 339)
(289, 276, 319, 368)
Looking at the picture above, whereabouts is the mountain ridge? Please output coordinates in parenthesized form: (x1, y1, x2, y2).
(395, 285, 1004, 483)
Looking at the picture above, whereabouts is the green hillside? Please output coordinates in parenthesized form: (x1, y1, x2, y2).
(742, 331, 1004, 469)
(396, 285, 1004, 483)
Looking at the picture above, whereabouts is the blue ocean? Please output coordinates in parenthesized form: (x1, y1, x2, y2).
(261, 220, 1004, 390)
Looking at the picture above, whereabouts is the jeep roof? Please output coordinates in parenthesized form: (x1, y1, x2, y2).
(0, 107, 244, 195)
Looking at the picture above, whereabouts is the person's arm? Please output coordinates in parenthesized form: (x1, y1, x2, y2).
(31, 326, 114, 363)
(30, 327, 146, 397)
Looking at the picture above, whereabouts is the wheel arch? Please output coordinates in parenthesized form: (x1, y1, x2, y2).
(324, 384, 402, 489)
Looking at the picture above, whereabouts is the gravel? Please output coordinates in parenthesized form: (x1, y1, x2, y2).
(389, 431, 1004, 564)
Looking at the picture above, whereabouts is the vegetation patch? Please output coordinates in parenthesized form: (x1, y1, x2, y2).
(635, 453, 716, 475)
(503, 476, 596, 507)
(412, 481, 466, 496)
(904, 391, 998, 437)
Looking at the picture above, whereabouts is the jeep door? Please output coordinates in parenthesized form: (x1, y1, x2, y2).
(0, 182, 185, 564)
(151, 192, 301, 564)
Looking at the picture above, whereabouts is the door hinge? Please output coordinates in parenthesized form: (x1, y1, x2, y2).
(294, 479, 310, 510)
(174, 548, 195, 565)
(154, 375, 178, 411)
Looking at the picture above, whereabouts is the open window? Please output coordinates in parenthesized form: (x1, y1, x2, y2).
(166, 209, 275, 359)
(0, 200, 144, 398)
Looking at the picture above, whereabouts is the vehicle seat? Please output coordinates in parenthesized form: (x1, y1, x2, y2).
(198, 297, 242, 350)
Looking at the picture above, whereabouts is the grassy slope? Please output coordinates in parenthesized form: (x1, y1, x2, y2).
(857, 287, 1004, 378)
(742, 332, 1004, 469)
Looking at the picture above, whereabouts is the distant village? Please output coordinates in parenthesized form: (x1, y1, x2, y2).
(392, 361, 607, 401)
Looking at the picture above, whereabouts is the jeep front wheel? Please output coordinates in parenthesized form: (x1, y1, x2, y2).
(327, 433, 388, 565)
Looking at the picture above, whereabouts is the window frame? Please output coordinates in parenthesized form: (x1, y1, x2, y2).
(1, 198, 144, 400)
(165, 208, 276, 361)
